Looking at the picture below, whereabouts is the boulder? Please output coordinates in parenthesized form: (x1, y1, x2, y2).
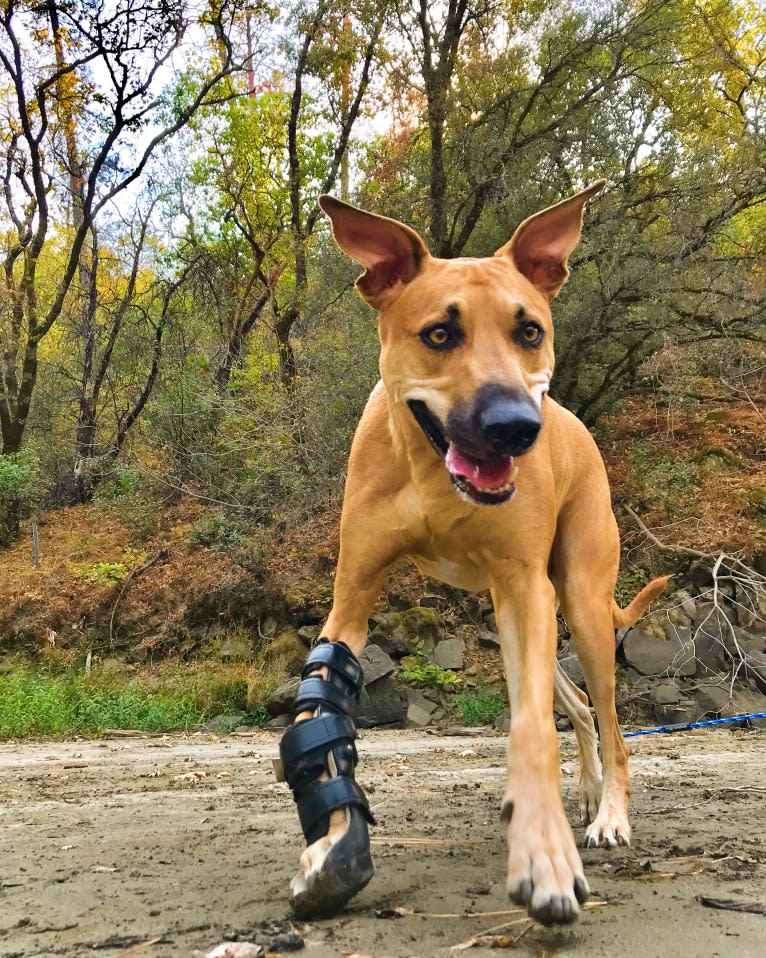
(654, 702, 698, 725)
(359, 644, 396, 686)
(494, 708, 511, 733)
(267, 712, 291, 730)
(558, 654, 586, 690)
(651, 682, 683, 705)
(431, 638, 465, 670)
(265, 676, 300, 717)
(743, 649, 766, 694)
(406, 688, 438, 727)
(357, 677, 407, 728)
(368, 606, 446, 657)
(720, 688, 766, 728)
(478, 630, 501, 650)
(622, 628, 696, 677)
(297, 625, 321, 647)
(204, 711, 249, 734)
(264, 628, 306, 675)
(692, 680, 732, 717)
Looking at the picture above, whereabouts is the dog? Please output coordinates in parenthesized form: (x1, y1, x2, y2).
(278, 183, 668, 925)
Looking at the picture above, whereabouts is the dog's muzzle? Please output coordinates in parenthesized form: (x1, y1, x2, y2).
(407, 388, 541, 505)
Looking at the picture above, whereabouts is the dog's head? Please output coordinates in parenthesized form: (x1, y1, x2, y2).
(320, 183, 604, 505)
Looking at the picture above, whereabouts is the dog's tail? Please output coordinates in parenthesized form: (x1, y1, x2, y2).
(612, 575, 672, 630)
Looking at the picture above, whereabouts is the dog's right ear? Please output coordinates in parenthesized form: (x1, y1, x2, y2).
(319, 195, 429, 309)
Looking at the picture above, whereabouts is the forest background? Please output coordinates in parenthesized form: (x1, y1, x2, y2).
(0, 0, 764, 733)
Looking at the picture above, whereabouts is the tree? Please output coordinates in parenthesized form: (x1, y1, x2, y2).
(0, 0, 245, 457)
(361, 0, 765, 420)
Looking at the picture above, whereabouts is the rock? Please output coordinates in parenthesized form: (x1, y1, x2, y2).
(493, 708, 510, 733)
(204, 711, 248, 734)
(720, 688, 766, 728)
(406, 688, 438, 727)
(431, 638, 465, 670)
(743, 649, 766, 694)
(691, 628, 729, 674)
(633, 610, 668, 640)
(297, 625, 321, 647)
(267, 712, 291, 729)
(654, 703, 698, 725)
(558, 654, 586, 690)
(359, 644, 396, 686)
(357, 677, 407, 728)
(692, 680, 732, 716)
(479, 630, 501, 650)
(206, 942, 263, 958)
(622, 628, 696, 677)
(265, 676, 300, 717)
(673, 590, 698, 621)
(651, 683, 683, 705)
(368, 606, 446, 657)
(264, 628, 306, 676)
(556, 716, 572, 731)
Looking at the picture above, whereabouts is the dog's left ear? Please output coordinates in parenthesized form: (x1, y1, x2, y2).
(497, 180, 606, 300)
(319, 195, 430, 309)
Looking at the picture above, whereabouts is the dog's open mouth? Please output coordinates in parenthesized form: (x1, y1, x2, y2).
(408, 400, 517, 505)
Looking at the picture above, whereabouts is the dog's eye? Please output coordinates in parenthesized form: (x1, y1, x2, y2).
(520, 323, 543, 347)
(421, 324, 458, 350)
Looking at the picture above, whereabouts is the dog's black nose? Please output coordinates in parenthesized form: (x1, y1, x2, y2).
(479, 395, 541, 456)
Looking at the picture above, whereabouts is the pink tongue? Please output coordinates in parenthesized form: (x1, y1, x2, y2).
(445, 444, 513, 491)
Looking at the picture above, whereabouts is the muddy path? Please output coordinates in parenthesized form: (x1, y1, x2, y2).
(1, 727, 764, 958)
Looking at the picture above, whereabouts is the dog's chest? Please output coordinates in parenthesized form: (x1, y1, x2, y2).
(409, 553, 492, 592)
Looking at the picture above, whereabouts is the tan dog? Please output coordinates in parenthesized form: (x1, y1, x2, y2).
(280, 183, 668, 925)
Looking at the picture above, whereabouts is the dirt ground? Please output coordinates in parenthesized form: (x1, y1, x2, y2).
(1, 727, 764, 958)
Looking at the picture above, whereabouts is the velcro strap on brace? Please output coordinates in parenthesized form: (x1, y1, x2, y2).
(301, 640, 363, 690)
(291, 639, 364, 718)
(296, 775, 374, 846)
(280, 713, 358, 792)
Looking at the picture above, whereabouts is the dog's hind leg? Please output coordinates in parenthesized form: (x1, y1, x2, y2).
(554, 500, 632, 848)
(553, 664, 602, 826)
(280, 496, 403, 919)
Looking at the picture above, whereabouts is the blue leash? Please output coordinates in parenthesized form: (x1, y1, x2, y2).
(623, 711, 766, 738)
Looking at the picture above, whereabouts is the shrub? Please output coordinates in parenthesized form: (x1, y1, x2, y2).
(0, 451, 41, 547)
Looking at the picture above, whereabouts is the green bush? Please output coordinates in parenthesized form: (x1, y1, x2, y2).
(0, 451, 41, 547)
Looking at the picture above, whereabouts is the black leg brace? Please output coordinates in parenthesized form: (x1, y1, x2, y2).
(280, 640, 375, 845)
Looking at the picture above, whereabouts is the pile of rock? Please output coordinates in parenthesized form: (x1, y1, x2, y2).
(264, 607, 470, 728)
(615, 584, 766, 727)
(259, 576, 765, 732)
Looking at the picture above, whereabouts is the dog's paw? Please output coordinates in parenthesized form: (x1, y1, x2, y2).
(583, 803, 631, 848)
(504, 797, 589, 925)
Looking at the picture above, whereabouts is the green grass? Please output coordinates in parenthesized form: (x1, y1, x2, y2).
(0, 664, 269, 739)
(455, 690, 506, 725)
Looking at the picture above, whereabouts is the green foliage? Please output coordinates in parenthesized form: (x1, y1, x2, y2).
(0, 663, 259, 738)
(94, 467, 141, 502)
(630, 442, 699, 517)
(0, 451, 41, 547)
(69, 550, 147, 584)
(745, 486, 766, 517)
(616, 564, 653, 609)
(455, 690, 506, 726)
(400, 656, 459, 688)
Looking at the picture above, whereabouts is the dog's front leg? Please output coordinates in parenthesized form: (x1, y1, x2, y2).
(280, 511, 401, 919)
(494, 573, 589, 925)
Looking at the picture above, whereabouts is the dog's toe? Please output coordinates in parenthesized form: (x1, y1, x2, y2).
(530, 893, 579, 926)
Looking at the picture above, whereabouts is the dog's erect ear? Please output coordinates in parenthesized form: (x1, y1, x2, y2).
(319, 195, 430, 309)
(497, 180, 606, 300)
